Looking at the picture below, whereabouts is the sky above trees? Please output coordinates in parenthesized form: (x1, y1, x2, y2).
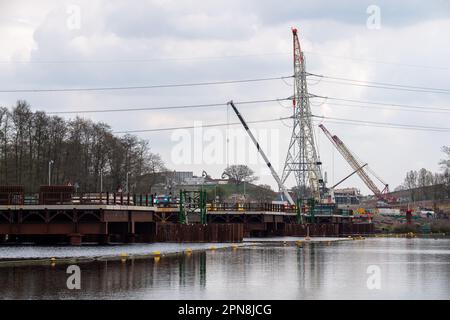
(0, 0, 449, 195)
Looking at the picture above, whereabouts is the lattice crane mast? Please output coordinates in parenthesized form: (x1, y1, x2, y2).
(228, 101, 295, 206)
(318, 124, 389, 199)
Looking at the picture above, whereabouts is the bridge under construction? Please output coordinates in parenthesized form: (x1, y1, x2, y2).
(0, 186, 372, 245)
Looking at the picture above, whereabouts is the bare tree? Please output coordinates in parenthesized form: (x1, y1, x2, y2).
(223, 164, 258, 185)
(0, 100, 166, 193)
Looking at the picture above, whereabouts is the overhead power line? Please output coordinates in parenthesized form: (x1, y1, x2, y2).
(303, 51, 450, 71)
(0, 52, 292, 64)
(3, 51, 448, 71)
(46, 98, 290, 115)
(308, 73, 450, 95)
(311, 95, 450, 113)
(113, 116, 292, 134)
(0, 75, 293, 93)
(312, 114, 450, 132)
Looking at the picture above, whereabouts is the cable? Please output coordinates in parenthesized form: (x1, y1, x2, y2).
(311, 101, 450, 115)
(0, 52, 292, 64)
(303, 51, 450, 71)
(311, 95, 450, 113)
(0, 75, 293, 93)
(308, 73, 450, 95)
(312, 119, 450, 133)
(312, 115, 450, 132)
(46, 97, 290, 114)
(113, 116, 292, 134)
(4, 51, 449, 71)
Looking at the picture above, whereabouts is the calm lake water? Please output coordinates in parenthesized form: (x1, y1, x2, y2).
(1, 238, 449, 300)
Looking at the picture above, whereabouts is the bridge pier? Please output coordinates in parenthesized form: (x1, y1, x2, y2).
(98, 234, 110, 245)
(126, 233, 136, 243)
(67, 233, 83, 246)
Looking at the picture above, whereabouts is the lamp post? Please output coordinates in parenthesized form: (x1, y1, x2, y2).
(100, 168, 103, 193)
(126, 172, 130, 193)
(48, 160, 54, 186)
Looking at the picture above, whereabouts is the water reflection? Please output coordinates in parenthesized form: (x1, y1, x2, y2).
(0, 239, 449, 299)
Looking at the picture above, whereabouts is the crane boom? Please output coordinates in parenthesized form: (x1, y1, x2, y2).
(319, 124, 388, 198)
(228, 101, 295, 206)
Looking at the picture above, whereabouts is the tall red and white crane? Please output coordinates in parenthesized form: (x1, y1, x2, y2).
(319, 124, 389, 199)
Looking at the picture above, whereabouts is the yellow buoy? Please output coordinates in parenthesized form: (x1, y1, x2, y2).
(231, 244, 238, 250)
(185, 248, 193, 254)
(210, 246, 217, 251)
(120, 252, 128, 258)
(295, 240, 302, 246)
(153, 251, 161, 256)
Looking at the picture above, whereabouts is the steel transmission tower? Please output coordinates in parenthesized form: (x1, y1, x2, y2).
(281, 28, 323, 200)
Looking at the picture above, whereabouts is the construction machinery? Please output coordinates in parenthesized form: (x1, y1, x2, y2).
(319, 124, 389, 199)
(228, 100, 295, 206)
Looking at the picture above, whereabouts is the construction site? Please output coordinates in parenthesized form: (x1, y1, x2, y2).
(0, 28, 448, 246)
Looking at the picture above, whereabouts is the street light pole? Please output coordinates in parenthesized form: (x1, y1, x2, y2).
(48, 160, 54, 186)
(100, 169, 103, 193)
(126, 172, 130, 193)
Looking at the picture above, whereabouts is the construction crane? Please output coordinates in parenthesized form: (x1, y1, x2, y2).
(319, 124, 389, 199)
(228, 100, 295, 206)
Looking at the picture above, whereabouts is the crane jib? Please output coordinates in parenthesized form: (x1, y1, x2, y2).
(227, 100, 295, 206)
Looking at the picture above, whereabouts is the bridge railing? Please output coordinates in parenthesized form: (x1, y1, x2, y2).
(208, 202, 296, 213)
(7, 193, 157, 207)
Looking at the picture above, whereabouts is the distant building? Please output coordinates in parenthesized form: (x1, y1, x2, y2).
(172, 171, 194, 184)
(334, 188, 361, 205)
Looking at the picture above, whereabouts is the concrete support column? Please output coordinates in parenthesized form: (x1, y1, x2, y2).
(68, 233, 83, 246)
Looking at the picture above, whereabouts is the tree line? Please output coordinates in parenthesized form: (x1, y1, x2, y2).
(0, 101, 165, 193)
(396, 146, 450, 201)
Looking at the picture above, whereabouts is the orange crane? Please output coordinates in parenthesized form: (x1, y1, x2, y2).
(319, 124, 389, 199)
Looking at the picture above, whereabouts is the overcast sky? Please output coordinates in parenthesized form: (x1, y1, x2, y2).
(0, 0, 449, 195)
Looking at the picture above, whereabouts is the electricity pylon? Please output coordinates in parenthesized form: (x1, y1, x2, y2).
(281, 28, 323, 201)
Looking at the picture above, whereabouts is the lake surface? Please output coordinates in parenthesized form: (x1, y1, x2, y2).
(1, 238, 449, 299)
